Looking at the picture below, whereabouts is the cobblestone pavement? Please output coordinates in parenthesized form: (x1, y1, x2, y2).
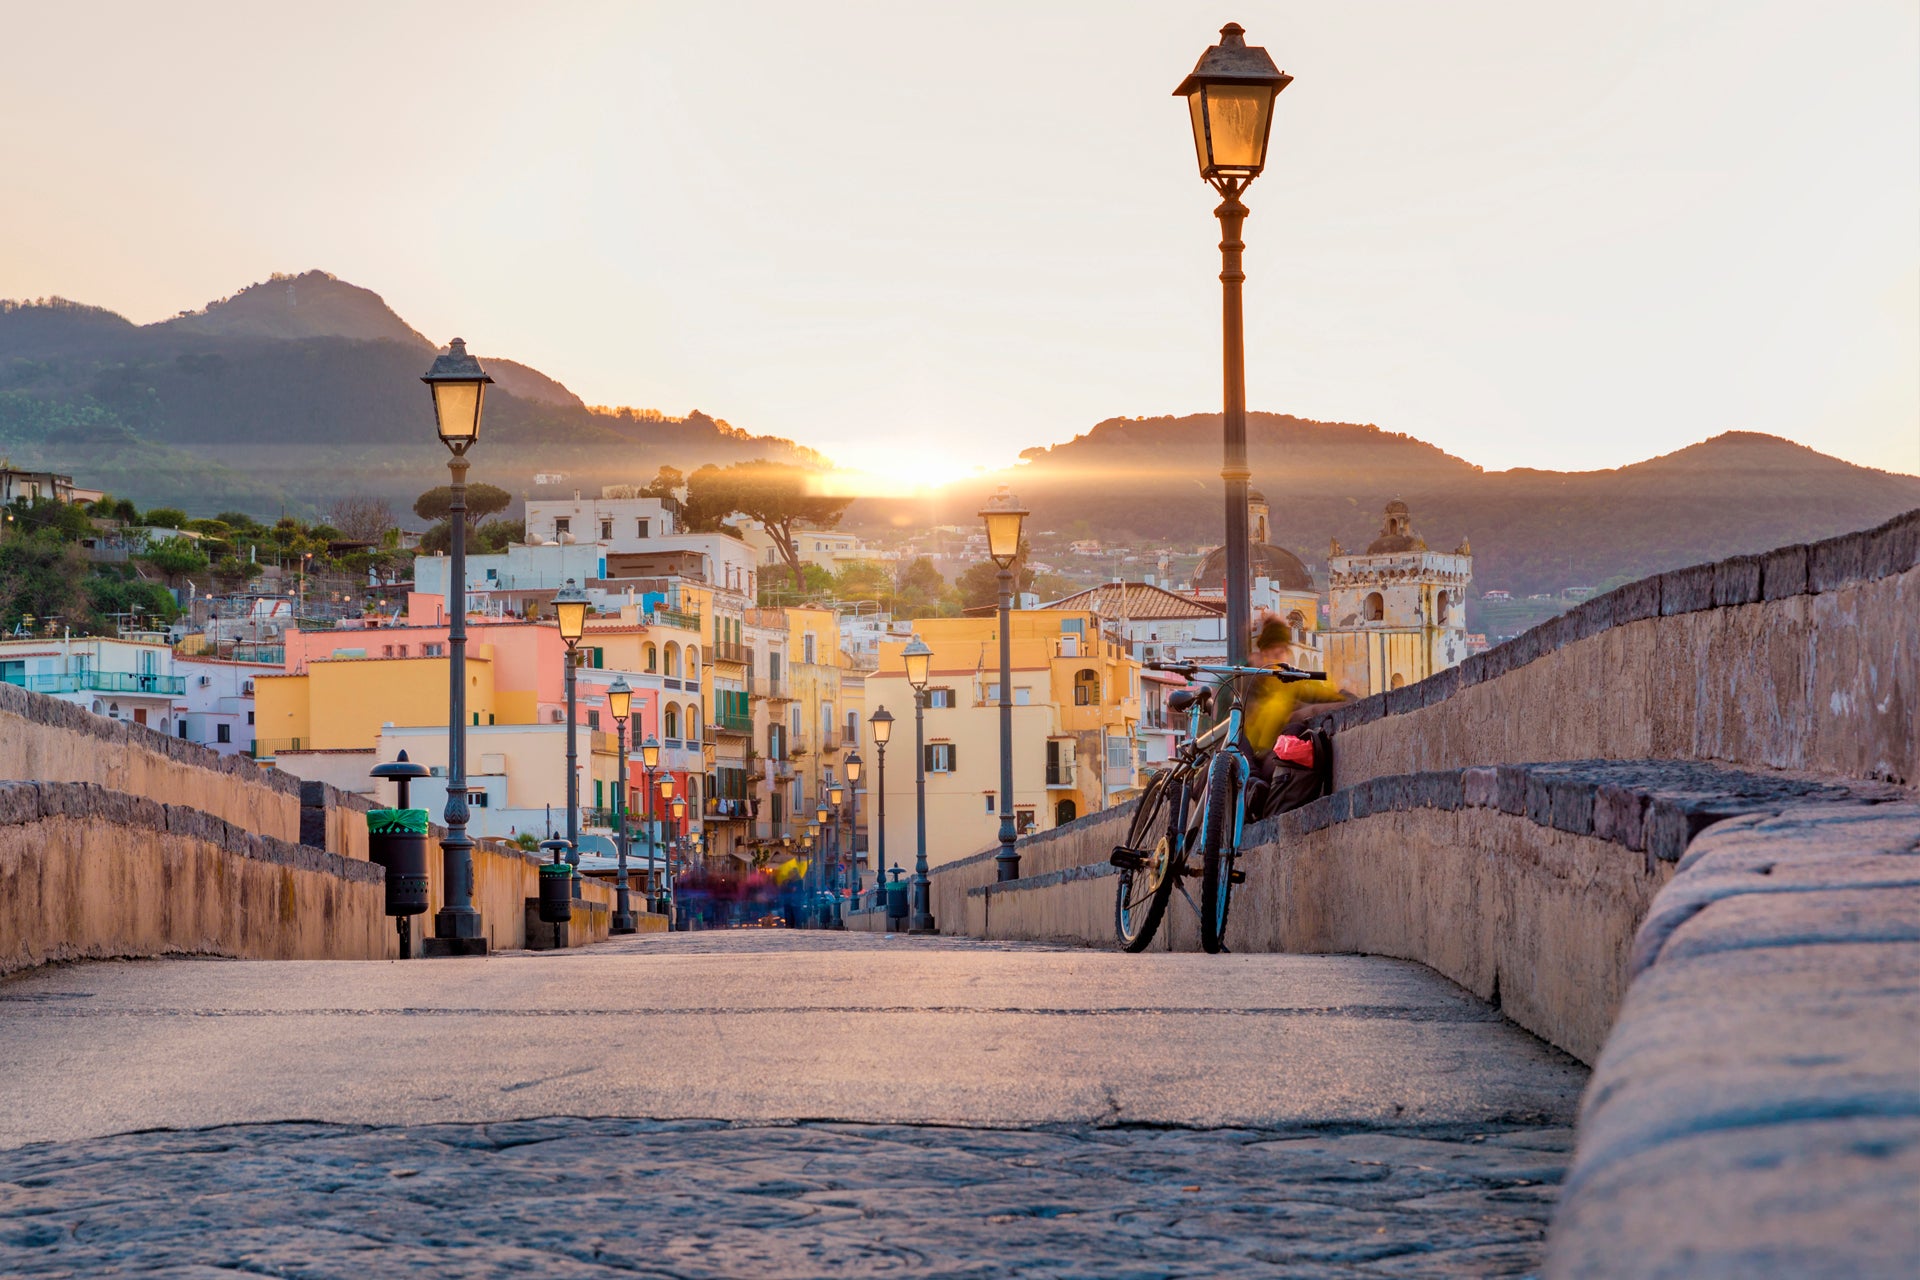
(0, 1118, 1573, 1278)
(0, 932, 1585, 1276)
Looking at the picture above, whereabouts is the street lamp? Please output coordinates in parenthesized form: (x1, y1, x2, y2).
(1175, 23, 1291, 666)
(903, 634, 935, 933)
(421, 337, 494, 956)
(554, 579, 589, 863)
(641, 733, 661, 911)
(608, 676, 635, 934)
(980, 486, 1028, 882)
(843, 752, 863, 908)
(868, 709, 892, 911)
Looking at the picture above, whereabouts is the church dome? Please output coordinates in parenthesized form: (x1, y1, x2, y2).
(1193, 541, 1315, 593)
(1364, 499, 1428, 554)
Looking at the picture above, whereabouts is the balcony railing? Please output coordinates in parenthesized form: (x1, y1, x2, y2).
(10, 671, 187, 696)
(648, 606, 701, 631)
(1045, 761, 1077, 788)
(252, 737, 303, 759)
(821, 730, 843, 752)
(716, 709, 754, 734)
(757, 675, 789, 700)
(713, 639, 750, 665)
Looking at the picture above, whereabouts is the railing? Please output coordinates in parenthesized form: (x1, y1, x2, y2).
(10, 671, 187, 696)
(713, 639, 750, 665)
(705, 797, 752, 819)
(252, 737, 303, 758)
(716, 710, 755, 734)
(758, 675, 789, 700)
(648, 606, 701, 631)
(1045, 761, 1076, 788)
(822, 730, 843, 752)
(772, 757, 796, 779)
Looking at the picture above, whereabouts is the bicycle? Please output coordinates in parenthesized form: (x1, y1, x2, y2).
(1110, 660, 1327, 954)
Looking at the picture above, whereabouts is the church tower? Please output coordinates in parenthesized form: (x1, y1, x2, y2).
(1323, 501, 1472, 696)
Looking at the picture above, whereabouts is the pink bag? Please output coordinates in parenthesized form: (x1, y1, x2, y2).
(1273, 734, 1314, 769)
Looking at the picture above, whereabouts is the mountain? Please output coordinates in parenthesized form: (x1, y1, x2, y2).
(0, 272, 814, 517)
(847, 414, 1920, 599)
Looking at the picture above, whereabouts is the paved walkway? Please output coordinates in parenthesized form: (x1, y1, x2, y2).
(0, 932, 1587, 1277)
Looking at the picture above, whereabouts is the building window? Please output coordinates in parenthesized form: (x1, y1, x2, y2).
(985, 794, 995, 813)
(588, 710, 601, 730)
(637, 519, 650, 538)
(215, 723, 230, 743)
(1016, 807, 1036, 833)
(1435, 591, 1451, 625)
(804, 634, 816, 664)
(424, 643, 445, 657)
(1365, 592, 1385, 622)
(925, 743, 957, 773)
(645, 644, 658, 672)
(247, 711, 255, 724)
(687, 708, 701, 742)
(554, 517, 571, 537)
(664, 706, 680, 740)
(1055, 799, 1077, 826)
(470, 791, 489, 808)
(600, 519, 613, 540)
(1073, 669, 1100, 706)
(926, 687, 955, 709)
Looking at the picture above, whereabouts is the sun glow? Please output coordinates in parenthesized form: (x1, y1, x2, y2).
(809, 445, 993, 499)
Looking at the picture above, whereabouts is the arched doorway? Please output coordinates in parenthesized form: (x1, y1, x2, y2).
(1055, 799, 1077, 827)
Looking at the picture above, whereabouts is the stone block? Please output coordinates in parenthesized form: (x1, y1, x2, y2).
(1462, 766, 1499, 809)
(1549, 778, 1597, 835)
(1419, 666, 1462, 707)
(1348, 779, 1375, 820)
(1417, 770, 1465, 810)
(1608, 575, 1662, 627)
(0, 782, 43, 827)
(1712, 554, 1762, 607)
(1560, 597, 1612, 645)
(1645, 795, 1751, 862)
(1864, 509, 1920, 580)
(1659, 561, 1717, 616)
(1325, 789, 1352, 824)
(1495, 765, 1530, 816)
(1385, 684, 1421, 717)
(1592, 784, 1647, 851)
(1760, 542, 1809, 600)
(1809, 529, 1871, 593)
(1526, 774, 1556, 827)
(1456, 651, 1490, 689)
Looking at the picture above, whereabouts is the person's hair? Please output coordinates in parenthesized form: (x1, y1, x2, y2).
(1252, 611, 1294, 653)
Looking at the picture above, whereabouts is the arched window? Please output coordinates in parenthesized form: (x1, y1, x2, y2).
(686, 707, 701, 742)
(1435, 591, 1451, 625)
(1390, 673, 1406, 689)
(1286, 610, 1307, 634)
(1055, 798, 1077, 826)
(664, 704, 681, 741)
(1073, 669, 1100, 707)
(664, 643, 680, 677)
(687, 650, 699, 681)
(644, 643, 657, 673)
(1364, 592, 1385, 622)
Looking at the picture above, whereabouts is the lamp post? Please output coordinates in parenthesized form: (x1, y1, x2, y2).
(844, 751, 864, 908)
(867, 708, 892, 910)
(816, 801, 834, 926)
(1176, 23, 1291, 666)
(830, 779, 850, 925)
(553, 579, 589, 867)
(608, 676, 635, 934)
(422, 338, 493, 956)
(903, 634, 935, 933)
(980, 486, 1028, 881)
(640, 734, 661, 911)
(806, 818, 822, 927)
(660, 775, 679, 919)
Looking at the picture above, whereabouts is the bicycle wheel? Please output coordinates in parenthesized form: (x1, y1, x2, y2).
(1115, 770, 1184, 952)
(1198, 752, 1244, 954)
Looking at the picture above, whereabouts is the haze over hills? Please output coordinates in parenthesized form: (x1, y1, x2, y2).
(848, 414, 1920, 596)
(1, 271, 1915, 598)
(0, 271, 814, 514)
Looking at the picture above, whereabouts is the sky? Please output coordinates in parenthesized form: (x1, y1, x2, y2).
(2, 1, 1916, 486)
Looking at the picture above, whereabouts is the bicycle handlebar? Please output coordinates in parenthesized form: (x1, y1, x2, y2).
(1147, 661, 1327, 682)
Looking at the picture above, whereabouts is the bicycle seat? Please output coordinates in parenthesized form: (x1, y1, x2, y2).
(1168, 687, 1213, 714)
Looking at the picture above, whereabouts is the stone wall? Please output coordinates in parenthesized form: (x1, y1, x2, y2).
(1324, 511, 1919, 788)
(0, 680, 305, 844)
(0, 781, 388, 975)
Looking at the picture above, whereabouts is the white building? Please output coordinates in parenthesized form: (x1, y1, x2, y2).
(1323, 501, 1473, 696)
(176, 655, 274, 755)
(0, 634, 186, 738)
(525, 492, 679, 546)
(1044, 581, 1231, 666)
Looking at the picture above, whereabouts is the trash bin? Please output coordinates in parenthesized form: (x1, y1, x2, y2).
(885, 877, 909, 926)
(537, 860, 574, 926)
(366, 808, 431, 918)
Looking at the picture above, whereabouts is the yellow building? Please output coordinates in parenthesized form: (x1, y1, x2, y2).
(764, 607, 866, 875)
(868, 609, 1140, 872)
(255, 655, 499, 756)
(1323, 501, 1473, 696)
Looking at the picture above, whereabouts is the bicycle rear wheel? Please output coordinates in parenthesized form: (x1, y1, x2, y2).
(1115, 770, 1184, 952)
(1198, 752, 1243, 954)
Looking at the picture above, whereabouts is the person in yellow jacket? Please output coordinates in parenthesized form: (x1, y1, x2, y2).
(1226, 612, 1348, 756)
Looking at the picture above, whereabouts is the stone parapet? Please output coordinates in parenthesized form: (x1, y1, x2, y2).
(1545, 802, 1920, 1278)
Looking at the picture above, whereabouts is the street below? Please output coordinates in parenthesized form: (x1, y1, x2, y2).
(0, 932, 1586, 1277)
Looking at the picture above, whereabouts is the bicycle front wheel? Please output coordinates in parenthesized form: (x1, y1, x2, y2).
(1198, 752, 1243, 954)
(1116, 770, 1183, 952)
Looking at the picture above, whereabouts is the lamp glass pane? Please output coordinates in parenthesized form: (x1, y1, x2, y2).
(609, 688, 631, 721)
(641, 741, 660, 768)
(870, 715, 892, 744)
(904, 651, 931, 689)
(845, 757, 862, 782)
(983, 510, 1024, 564)
(1187, 91, 1210, 174)
(1200, 84, 1274, 173)
(432, 381, 483, 443)
(555, 600, 587, 643)
(659, 778, 675, 799)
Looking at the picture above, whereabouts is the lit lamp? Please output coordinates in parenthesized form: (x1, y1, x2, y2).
(640, 733, 662, 908)
(608, 676, 635, 934)
(553, 578, 590, 864)
(868, 709, 893, 912)
(420, 338, 494, 956)
(903, 635, 935, 933)
(843, 750, 864, 907)
(1174, 23, 1291, 667)
(979, 486, 1029, 883)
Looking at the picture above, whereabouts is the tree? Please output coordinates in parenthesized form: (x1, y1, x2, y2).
(832, 560, 895, 605)
(413, 483, 511, 529)
(139, 535, 209, 586)
(641, 465, 684, 500)
(326, 496, 396, 544)
(684, 460, 852, 589)
(954, 538, 1036, 612)
(140, 507, 190, 530)
(893, 556, 952, 620)
(757, 562, 834, 606)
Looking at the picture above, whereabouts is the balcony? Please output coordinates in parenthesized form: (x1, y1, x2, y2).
(705, 797, 752, 820)
(772, 757, 796, 780)
(757, 675, 790, 701)
(10, 671, 186, 696)
(251, 737, 304, 759)
(713, 639, 750, 665)
(1045, 761, 1077, 789)
(715, 710, 754, 736)
(648, 606, 701, 631)
(821, 730, 843, 752)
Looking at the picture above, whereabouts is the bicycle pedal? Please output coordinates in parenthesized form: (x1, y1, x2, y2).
(1229, 869, 1247, 884)
(1109, 847, 1148, 871)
